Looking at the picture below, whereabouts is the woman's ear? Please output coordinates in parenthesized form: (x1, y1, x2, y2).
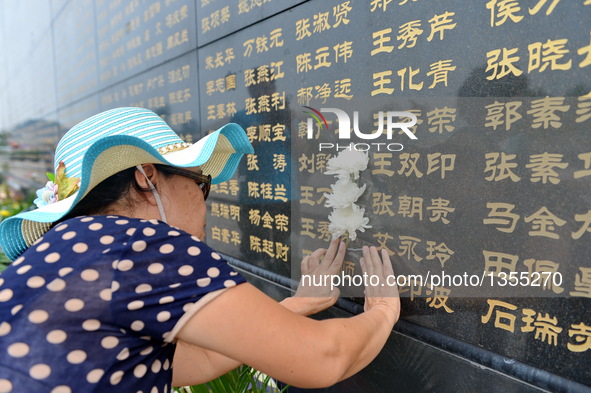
(134, 164, 160, 206)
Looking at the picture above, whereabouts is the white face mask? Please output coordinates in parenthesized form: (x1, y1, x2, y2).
(136, 165, 168, 223)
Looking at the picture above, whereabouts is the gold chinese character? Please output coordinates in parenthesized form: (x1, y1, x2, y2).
(398, 196, 423, 220)
(370, 0, 393, 12)
(533, 313, 562, 346)
(524, 206, 566, 239)
(247, 182, 260, 198)
(572, 210, 591, 240)
(225, 48, 235, 63)
(527, 96, 570, 129)
(425, 241, 454, 267)
(274, 184, 288, 202)
(246, 154, 259, 171)
(398, 235, 423, 262)
(486, 47, 523, 80)
(300, 186, 315, 206)
(231, 231, 241, 246)
(273, 154, 287, 172)
(578, 32, 591, 68)
(271, 92, 286, 110)
(427, 106, 456, 133)
(427, 198, 455, 224)
(486, 0, 524, 27)
(483, 250, 519, 277)
(269, 28, 284, 48)
(334, 78, 353, 99)
(315, 83, 332, 104)
(249, 209, 261, 226)
(484, 152, 521, 182)
(568, 323, 591, 352)
(221, 228, 230, 244)
(211, 226, 221, 241)
(372, 28, 394, 55)
(397, 20, 423, 49)
(297, 87, 314, 106)
(260, 183, 273, 199)
(482, 299, 517, 332)
(427, 11, 456, 41)
(373, 232, 396, 256)
(275, 242, 289, 262)
(371, 71, 394, 96)
(398, 153, 423, 177)
(243, 38, 254, 57)
(256, 65, 270, 83)
(483, 202, 520, 233)
(271, 60, 285, 81)
(296, 53, 313, 73)
(230, 205, 240, 221)
(372, 193, 395, 216)
(426, 153, 455, 179)
(576, 92, 591, 123)
(261, 212, 274, 229)
(372, 152, 395, 176)
(333, 1, 352, 27)
(528, 0, 561, 15)
(314, 47, 332, 69)
(301, 217, 316, 238)
(334, 41, 353, 63)
(484, 100, 523, 131)
(426, 287, 454, 313)
(569, 266, 591, 298)
(275, 214, 289, 232)
(313, 12, 331, 34)
(255, 34, 269, 53)
(295, 18, 312, 40)
(258, 95, 270, 112)
(397, 67, 424, 91)
(523, 258, 564, 293)
(528, 39, 572, 72)
(317, 221, 331, 241)
(262, 239, 275, 257)
(526, 152, 568, 184)
(427, 60, 456, 88)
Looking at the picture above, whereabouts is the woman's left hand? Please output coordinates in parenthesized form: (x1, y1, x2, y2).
(281, 238, 346, 316)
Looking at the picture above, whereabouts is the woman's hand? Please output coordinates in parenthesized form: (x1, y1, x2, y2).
(281, 238, 346, 316)
(360, 246, 400, 321)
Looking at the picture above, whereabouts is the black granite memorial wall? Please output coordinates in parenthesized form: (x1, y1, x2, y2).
(0, 0, 589, 391)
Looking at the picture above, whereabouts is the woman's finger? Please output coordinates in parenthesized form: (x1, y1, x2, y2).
(369, 246, 384, 278)
(328, 241, 347, 273)
(382, 249, 394, 277)
(362, 246, 375, 278)
(321, 238, 340, 268)
(301, 256, 310, 274)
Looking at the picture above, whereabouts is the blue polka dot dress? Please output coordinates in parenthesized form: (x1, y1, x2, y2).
(0, 215, 246, 393)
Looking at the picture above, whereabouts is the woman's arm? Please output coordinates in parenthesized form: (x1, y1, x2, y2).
(176, 246, 399, 389)
(172, 239, 348, 386)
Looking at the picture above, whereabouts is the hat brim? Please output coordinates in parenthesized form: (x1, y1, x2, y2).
(0, 123, 253, 260)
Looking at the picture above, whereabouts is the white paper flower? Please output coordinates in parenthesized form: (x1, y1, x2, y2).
(324, 178, 366, 209)
(328, 204, 372, 241)
(324, 150, 369, 180)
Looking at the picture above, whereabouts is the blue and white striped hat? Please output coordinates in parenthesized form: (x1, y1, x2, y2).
(0, 107, 253, 261)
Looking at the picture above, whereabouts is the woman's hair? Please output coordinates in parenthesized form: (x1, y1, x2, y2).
(56, 164, 173, 224)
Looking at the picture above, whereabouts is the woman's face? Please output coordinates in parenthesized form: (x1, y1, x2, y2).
(162, 168, 208, 240)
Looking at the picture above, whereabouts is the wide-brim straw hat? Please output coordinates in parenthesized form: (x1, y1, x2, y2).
(0, 107, 254, 261)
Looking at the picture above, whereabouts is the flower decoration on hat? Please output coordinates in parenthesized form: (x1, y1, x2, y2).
(33, 161, 80, 208)
(323, 150, 371, 241)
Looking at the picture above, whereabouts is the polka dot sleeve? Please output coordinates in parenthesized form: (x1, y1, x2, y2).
(109, 220, 246, 343)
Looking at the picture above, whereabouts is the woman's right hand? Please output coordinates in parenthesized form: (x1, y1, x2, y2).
(360, 246, 400, 321)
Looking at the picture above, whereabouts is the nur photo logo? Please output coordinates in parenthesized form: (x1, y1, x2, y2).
(303, 106, 418, 152)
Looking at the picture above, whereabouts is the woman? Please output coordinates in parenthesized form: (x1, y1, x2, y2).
(0, 107, 399, 392)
